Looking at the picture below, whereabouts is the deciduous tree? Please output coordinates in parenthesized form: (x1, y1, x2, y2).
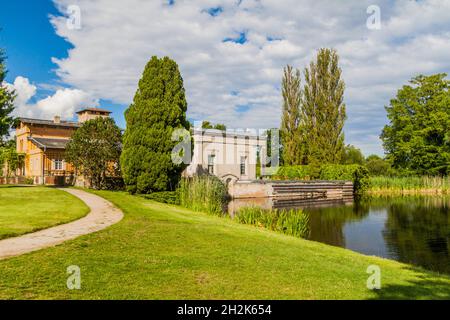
(65, 117, 122, 189)
(381, 74, 450, 175)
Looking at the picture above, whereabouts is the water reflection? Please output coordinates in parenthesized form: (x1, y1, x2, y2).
(227, 196, 450, 274)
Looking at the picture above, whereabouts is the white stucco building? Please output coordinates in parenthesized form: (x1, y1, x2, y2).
(184, 128, 267, 184)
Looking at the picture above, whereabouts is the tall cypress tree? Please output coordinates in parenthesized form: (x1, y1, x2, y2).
(280, 65, 303, 165)
(302, 48, 346, 164)
(121, 56, 189, 194)
(0, 47, 16, 146)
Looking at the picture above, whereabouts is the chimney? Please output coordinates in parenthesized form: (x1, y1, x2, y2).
(54, 115, 61, 124)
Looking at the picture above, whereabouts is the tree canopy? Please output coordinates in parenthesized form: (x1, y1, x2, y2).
(65, 117, 122, 189)
(381, 73, 450, 175)
(201, 121, 226, 131)
(302, 48, 346, 164)
(364, 154, 391, 176)
(280, 65, 303, 165)
(121, 56, 189, 194)
(279, 49, 346, 166)
(0, 47, 16, 146)
(342, 144, 364, 165)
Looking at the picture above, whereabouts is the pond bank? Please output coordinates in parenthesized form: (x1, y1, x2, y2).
(1, 190, 449, 299)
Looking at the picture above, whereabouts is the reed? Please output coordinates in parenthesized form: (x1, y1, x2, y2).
(235, 206, 310, 239)
(178, 176, 228, 215)
(369, 176, 450, 194)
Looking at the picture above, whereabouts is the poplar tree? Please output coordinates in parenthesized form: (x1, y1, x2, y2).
(280, 65, 303, 165)
(121, 56, 189, 194)
(302, 48, 346, 164)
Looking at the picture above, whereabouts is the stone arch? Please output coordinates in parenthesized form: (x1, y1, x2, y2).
(221, 174, 239, 186)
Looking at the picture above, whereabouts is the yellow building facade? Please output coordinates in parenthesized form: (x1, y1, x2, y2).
(16, 108, 111, 184)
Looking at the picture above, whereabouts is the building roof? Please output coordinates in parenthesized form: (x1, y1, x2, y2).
(192, 128, 267, 140)
(19, 117, 80, 128)
(76, 107, 112, 114)
(28, 137, 70, 150)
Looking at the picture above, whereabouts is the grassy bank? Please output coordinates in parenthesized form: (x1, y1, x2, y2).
(0, 189, 449, 299)
(0, 186, 89, 240)
(369, 176, 450, 195)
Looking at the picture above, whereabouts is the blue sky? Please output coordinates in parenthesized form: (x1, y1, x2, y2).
(1, 0, 450, 155)
(0, 2, 70, 97)
(0, 0, 126, 127)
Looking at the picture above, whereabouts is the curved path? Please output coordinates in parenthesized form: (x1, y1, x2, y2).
(0, 188, 123, 260)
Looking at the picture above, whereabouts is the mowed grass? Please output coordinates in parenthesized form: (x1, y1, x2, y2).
(0, 186, 89, 240)
(0, 189, 449, 299)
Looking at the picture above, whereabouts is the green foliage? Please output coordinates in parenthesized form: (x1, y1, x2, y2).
(0, 47, 16, 145)
(143, 191, 180, 205)
(65, 117, 122, 190)
(274, 165, 312, 180)
(279, 49, 346, 166)
(302, 48, 346, 164)
(121, 56, 189, 194)
(178, 175, 228, 215)
(235, 207, 310, 239)
(369, 176, 450, 194)
(280, 65, 303, 165)
(342, 144, 364, 165)
(201, 121, 226, 131)
(272, 164, 370, 195)
(381, 74, 450, 175)
(365, 155, 392, 176)
(0, 144, 24, 177)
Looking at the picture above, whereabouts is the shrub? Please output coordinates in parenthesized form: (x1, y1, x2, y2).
(235, 206, 310, 238)
(178, 176, 228, 215)
(144, 191, 180, 205)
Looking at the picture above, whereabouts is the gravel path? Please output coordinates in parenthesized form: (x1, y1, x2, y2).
(0, 188, 123, 260)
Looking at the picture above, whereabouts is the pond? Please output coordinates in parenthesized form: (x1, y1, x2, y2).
(227, 196, 450, 274)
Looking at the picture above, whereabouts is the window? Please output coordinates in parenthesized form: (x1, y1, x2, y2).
(54, 159, 64, 170)
(240, 156, 246, 175)
(208, 154, 215, 174)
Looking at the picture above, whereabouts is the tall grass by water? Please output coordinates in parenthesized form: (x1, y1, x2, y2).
(235, 206, 310, 239)
(369, 176, 450, 194)
(178, 176, 228, 215)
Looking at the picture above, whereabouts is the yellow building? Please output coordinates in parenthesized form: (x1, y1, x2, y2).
(16, 108, 111, 185)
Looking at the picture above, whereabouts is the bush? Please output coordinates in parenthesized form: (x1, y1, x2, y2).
(235, 206, 310, 238)
(144, 191, 180, 205)
(178, 176, 228, 215)
(272, 164, 370, 195)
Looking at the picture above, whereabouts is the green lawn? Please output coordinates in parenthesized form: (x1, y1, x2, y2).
(0, 189, 449, 299)
(0, 186, 89, 240)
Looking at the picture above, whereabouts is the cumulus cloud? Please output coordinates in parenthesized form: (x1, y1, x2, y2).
(6, 76, 98, 120)
(47, 0, 450, 155)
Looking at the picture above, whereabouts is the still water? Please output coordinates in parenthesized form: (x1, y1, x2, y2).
(228, 196, 450, 274)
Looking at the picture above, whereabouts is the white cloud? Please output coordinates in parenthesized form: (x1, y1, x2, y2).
(6, 76, 98, 120)
(47, 0, 450, 155)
